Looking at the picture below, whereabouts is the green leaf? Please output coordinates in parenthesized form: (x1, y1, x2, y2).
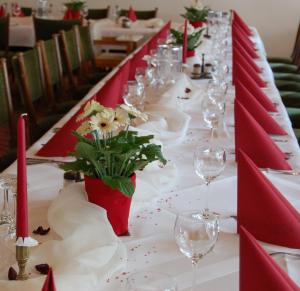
(102, 176, 135, 197)
(140, 144, 167, 165)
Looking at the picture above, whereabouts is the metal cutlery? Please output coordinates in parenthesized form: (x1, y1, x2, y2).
(269, 251, 300, 258)
(260, 168, 300, 176)
(26, 158, 65, 166)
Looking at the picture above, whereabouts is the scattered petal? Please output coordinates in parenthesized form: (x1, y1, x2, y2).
(35, 264, 50, 275)
(33, 226, 50, 236)
(8, 267, 17, 280)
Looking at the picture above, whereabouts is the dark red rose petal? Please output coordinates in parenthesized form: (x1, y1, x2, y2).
(185, 88, 192, 94)
(8, 267, 17, 280)
(35, 264, 50, 275)
(33, 226, 50, 236)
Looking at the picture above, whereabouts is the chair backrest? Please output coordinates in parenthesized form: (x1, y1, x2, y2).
(0, 16, 9, 55)
(33, 16, 81, 41)
(0, 58, 15, 138)
(74, 24, 95, 64)
(21, 7, 32, 16)
(119, 8, 158, 19)
(87, 7, 110, 20)
(12, 49, 47, 123)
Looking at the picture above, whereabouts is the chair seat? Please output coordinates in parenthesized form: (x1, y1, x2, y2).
(270, 63, 298, 73)
(274, 72, 300, 82)
(268, 57, 293, 64)
(35, 114, 64, 138)
(87, 69, 109, 85)
(55, 100, 78, 114)
(0, 148, 17, 172)
(286, 107, 300, 128)
(276, 80, 300, 92)
(72, 84, 94, 100)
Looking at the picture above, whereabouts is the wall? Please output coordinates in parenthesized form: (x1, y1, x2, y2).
(14, 0, 300, 57)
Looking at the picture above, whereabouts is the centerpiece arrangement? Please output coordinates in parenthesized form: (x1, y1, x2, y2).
(62, 101, 167, 236)
(181, 1, 210, 28)
(170, 23, 204, 58)
(63, 0, 85, 19)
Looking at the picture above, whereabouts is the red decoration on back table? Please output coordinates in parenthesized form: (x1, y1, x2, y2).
(128, 6, 137, 22)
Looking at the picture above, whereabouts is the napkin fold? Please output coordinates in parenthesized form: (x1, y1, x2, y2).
(235, 80, 286, 135)
(232, 10, 253, 36)
(234, 100, 291, 170)
(234, 63, 277, 111)
(240, 226, 300, 291)
(238, 150, 300, 248)
(232, 23, 255, 47)
(128, 6, 137, 22)
(233, 45, 261, 74)
(234, 59, 266, 88)
(41, 268, 57, 291)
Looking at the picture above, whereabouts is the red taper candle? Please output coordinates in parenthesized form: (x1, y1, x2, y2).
(182, 19, 188, 64)
(16, 114, 28, 238)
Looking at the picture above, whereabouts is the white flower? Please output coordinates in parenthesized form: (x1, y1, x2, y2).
(76, 121, 91, 136)
(120, 104, 148, 122)
(192, 0, 204, 10)
(178, 23, 195, 35)
(114, 107, 130, 127)
(89, 112, 116, 134)
(76, 100, 104, 122)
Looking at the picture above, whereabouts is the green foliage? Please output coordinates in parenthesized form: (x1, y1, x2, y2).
(181, 6, 210, 22)
(61, 130, 167, 197)
(170, 28, 204, 51)
(64, 1, 85, 11)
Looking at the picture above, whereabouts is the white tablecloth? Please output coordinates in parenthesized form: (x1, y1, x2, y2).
(9, 17, 35, 47)
(1, 24, 300, 291)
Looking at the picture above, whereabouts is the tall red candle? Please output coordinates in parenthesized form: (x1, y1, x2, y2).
(16, 114, 28, 238)
(182, 19, 188, 64)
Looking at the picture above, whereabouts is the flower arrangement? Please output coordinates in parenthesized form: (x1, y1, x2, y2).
(170, 23, 204, 51)
(64, 0, 85, 11)
(181, 1, 210, 23)
(62, 101, 167, 197)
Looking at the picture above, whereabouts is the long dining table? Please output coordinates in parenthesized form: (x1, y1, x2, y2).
(1, 20, 300, 291)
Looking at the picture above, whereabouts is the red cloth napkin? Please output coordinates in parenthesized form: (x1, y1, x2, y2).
(41, 268, 57, 291)
(232, 10, 253, 36)
(238, 151, 300, 248)
(234, 59, 266, 88)
(233, 44, 261, 74)
(233, 23, 256, 49)
(235, 80, 286, 135)
(63, 9, 73, 19)
(182, 19, 188, 64)
(128, 6, 137, 22)
(36, 96, 96, 157)
(240, 226, 300, 290)
(235, 64, 276, 112)
(0, 6, 5, 17)
(234, 100, 291, 170)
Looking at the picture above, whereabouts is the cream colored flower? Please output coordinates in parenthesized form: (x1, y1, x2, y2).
(178, 23, 195, 35)
(114, 107, 130, 127)
(193, 0, 204, 10)
(76, 100, 104, 122)
(89, 112, 116, 134)
(120, 104, 148, 122)
(76, 121, 91, 136)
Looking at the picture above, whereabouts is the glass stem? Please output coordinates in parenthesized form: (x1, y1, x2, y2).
(204, 181, 210, 215)
(2, 188, 9, 216)
(191, 259, 198, 291)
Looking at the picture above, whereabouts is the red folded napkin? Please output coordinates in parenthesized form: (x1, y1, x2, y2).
(63, 9, 73, 20)
(235, 80, 286, 135)
(36, 96, 96, 157)
(232, 23, 256, 49)
(128, 6, 137, 22)
(41, 268, 57, 291)
(0, 6, 5, 17)
(182, 19, 188, 64)
(234, 59, 266, 88)
(233, 45, 262, 74)
(238, 151, 300, 248)
(235, 64, 277, 112)
(234, 100, 291, 170)
(232, 10, 253, 36)
(240, 226, 300, 290)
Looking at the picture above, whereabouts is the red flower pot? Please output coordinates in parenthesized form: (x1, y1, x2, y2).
(187, 50, 196, 58)
(72, 10, 81, 19)
(189, 20, 205, 28)
(84, 174, 136, 236)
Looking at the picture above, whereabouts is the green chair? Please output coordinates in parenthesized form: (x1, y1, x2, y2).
(274, 72, 300, 82)
(0, 58, 17, 171)
(12, 49, 63, 141)
(286, 107, 300, 128)
(293, 128, 300, 145)
(36, 36, 78, 114)
(119, 8, 158, 19)
(275, 80, 300, 92)
(21, 7, 32, 16)
(0, 16, 9, 58)
(59, 29, 93, 99)
(87, 7, 110, 20)
(74, 25, 108, 84)
(280, 91, 300, 107)
(33, 16, 81, 41)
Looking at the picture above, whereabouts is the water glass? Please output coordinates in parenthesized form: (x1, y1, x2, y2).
(123, 81, 145, 111)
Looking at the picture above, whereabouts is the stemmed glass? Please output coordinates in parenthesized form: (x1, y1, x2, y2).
(123, 80, 145, 111)
(174, 211, 219, 291)
(126, 271, 177, 291)
(193, 145, 226, 216)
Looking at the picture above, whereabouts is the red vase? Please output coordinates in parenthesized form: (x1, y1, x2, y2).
(187, 50, 196, 58)
(84, 174, 136, 236)
(189, 20, 205, 28)
(72, 10, 81, 19)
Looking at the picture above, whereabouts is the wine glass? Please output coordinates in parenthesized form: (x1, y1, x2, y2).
(201, 96, 224, 131)
(193, 145, 226, 216)
(123, 81, 145, 111)
(126, 271, 177, 291)
(135, 67, 146, 84)
(174, 211, 219, 290)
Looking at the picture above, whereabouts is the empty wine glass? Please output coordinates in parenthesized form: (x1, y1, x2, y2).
(194, 145, 226, 216)
(201, 96, 224, 131)
(126, 271, 177, 291)
(123, 81, 145, 111)
(174, 211, 219, 291)
(135, 67, 146, 84)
